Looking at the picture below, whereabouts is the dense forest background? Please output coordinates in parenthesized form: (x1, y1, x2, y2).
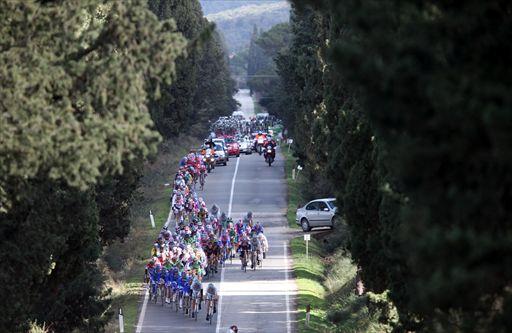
(249, 1, 512, 332)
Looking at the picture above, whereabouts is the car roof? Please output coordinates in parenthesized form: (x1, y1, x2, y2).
(309, 198, 336, 202)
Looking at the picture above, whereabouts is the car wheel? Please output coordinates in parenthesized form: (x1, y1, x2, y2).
(237, 154, 240, 157)
(301, 218, 310, 232)
(223, 161, 227, 166)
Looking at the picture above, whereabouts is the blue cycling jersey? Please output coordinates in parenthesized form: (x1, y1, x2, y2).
(151, 269, 163, 282)
(164, 270, 172, 284)
(182, 277, 191, 293)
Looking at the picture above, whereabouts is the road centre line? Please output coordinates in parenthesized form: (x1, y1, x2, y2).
(216, 157, 241, 333)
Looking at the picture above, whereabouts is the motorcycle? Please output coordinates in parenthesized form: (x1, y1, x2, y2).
(256, 137, 265, 155)
(264, 146, 275, 167)
(203, 150, 215, 173)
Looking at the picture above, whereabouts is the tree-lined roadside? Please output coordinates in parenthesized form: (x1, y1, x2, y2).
(285, 148, 387, 332)
(255, 1, 512, 331)
(0, 1, 235, 331)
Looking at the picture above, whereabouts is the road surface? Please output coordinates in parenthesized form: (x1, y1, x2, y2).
(135, 89, 298, 333)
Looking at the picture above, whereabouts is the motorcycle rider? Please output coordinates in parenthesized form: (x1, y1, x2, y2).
(263, 139, 276, 164)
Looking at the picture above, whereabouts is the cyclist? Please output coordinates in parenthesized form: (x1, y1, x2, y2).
(181, 271, 191, 313)
(219, 230, 231, 263)
(258, 232, 269, 259)
(205, 282, 218, 321)
(144, 259, 155, 284)
(238, 236, 250, 270)
(252, 221, 264, 235)
(246, 211, 254, 226)
(250, 234, 262, 269)
(190, 275, 203, 318)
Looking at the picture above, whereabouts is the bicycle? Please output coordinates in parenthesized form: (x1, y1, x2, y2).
(240, 250, 248, 272)
(183, 292, 191, 316)
(149, 280, 158, 303)
(199, 172, 206, 191)
(158, 280, 165, 306)
(205, 294, 217, 325)
(220, 247, 229, 267)
(251, 250, 258, 271)
(191, 291, 201, 321)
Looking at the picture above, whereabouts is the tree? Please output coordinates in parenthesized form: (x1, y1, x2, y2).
(0, 0, 186, 331)
(96, 158, 144, 245)
(148, 0, 237, 138)
(0, 181, 109, 332)
(294, 0, 512, 331)
(0, 0, 186, 212)
(194, 26, 238, 129)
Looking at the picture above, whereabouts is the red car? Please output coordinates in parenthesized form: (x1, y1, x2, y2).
(224, 137, 240, 157)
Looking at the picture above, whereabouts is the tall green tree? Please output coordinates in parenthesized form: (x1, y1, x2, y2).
(0, 0, 186, 331)
(247, 22, 291, 113)
(194, 26, 238, 129)
(148, 0, 236, 138)
(293, 0, 512, 331)
(0, 0, 186, 212)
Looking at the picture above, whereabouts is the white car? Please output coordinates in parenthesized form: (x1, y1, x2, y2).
(213, 144, 228, 166)
(213, 139, 229, 161)
(296, 198, 338, 231)
(239, 138, 253, 154)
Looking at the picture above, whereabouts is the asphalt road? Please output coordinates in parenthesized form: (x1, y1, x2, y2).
(135, 90, 298, 333)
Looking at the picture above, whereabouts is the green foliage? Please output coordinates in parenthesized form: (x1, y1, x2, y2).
(0, 182, 109, 332)
(284, 0, 512, 331)
(96, 158, 144, 245)
(0, 1, 188, 331)
(0, 0, 186, 211)
(290, 235, 387, 333)
(148, 0, 237, 138)
(247, 23, 291, 100)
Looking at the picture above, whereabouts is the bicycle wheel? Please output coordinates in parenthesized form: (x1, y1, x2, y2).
(194, 300, 199, 321)
(175, 292, 180, 312)
(209, 302, 213, 325)
(153, 285, 158, 304)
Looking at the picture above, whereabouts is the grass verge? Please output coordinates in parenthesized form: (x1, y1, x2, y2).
(282, 148, 302, 228)
(104, 136, 199, 333)
(290, 237, 335, 333)
(290, 228, 389, 333)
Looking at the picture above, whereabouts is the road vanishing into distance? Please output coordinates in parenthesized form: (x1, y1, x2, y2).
(136, 89, 298, 333)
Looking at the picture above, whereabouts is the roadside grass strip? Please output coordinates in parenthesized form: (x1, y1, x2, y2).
(290, 237, 335, 333)
(283, 149, 302, 228)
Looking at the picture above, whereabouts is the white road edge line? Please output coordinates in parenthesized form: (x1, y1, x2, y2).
(216, 157, 240, 333)
(284, 241, 291, 333)
(135, 286, 149, 333)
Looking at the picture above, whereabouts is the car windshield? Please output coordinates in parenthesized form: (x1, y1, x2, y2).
(327, 200, 337, 209)
(225, 138, 234, 143)
(215, 145, 223, 151)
